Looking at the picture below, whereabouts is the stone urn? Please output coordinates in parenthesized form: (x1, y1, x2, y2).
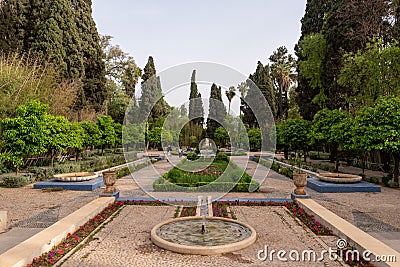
(102, 170, 117, 194)
(293, 172, 308, 195)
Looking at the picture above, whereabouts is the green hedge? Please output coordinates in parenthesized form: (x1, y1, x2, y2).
(153, 181, 258, 192)
(2, 174, 34, 187)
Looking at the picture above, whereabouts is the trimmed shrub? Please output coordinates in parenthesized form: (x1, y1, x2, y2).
(116, 167, 131, 179)
(2, 174, 34, 187)
(279, 167, 293, 179)
(215, 153, 229, 162)
(388, 181, 399, 188)
(187, 153, 199, 161)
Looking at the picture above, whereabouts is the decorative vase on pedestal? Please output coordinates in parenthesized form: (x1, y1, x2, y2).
(102, 170, 117, 194)
(293, 172, 308, 195)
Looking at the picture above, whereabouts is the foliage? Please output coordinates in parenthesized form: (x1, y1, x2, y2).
(96, 115, 118, 149)
(214, 126, 229, 147)
(2, 174, 34, 188)
(154, 158, 257, 192)
(354, 97, 400, 183)
(139, 56, 169, 123)
(215, 153, 229, 162)
(1, 101, 50, 171)
(0, 0, 107, 114)
(206, 83, 226, 139)
(269, 46, 296, 120)
(188, 70, 204, 126)
(147, 127, 162, 148)
(80, 121, 101, 148)
(100, 35, 142, 99)
(297, 33, 326, 109)
(339, 39, 400, 112)
(0, 53, 78, 119)
(276, 118, 311, 151)
(242, 62, 276, 126)
(186, 153, 199, 161)
(247, 128, 261, 151)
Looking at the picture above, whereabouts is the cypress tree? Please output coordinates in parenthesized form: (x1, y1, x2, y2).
(139, 56, 169, 123)
(188, 70, 204, 125)
(73, 0, 107, 112)
(295, 0, 329, 120)
(206, 83, 226, 139)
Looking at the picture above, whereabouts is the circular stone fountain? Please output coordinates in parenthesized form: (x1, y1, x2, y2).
(316, 173, 362, 183)
(53, 172, 98, 182)
(151, 216, 256, 255)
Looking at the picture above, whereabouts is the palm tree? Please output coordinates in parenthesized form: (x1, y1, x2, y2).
(225, 86, 236, 113)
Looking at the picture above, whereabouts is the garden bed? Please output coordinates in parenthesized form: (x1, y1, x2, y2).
(153, 155, 259, 192)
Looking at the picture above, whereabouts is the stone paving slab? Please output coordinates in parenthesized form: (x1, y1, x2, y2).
(63, 205, 346, 267)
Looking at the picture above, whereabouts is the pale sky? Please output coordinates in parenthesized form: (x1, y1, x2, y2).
(92, 1, 307, 112)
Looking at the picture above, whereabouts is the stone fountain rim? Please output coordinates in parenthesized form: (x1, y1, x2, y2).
(151, 216, 257, 255)
(53, 172, 98, 182)
(316, 172, 362, 183)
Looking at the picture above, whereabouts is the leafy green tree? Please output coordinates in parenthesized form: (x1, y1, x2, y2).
(1, 100, 50, 172)
(44, 115, 71, 166)
(80, 121, 101, 149)
(179, 104, 188, 117)
(339, 39, 400, 112)
(354, 97, 400, 184)
(100, 35, 141, 102)
(321, 0, 389, 110)
(311, 108, 349, 171)
(147, 127, 162, 149)
(214, 126, 229, 147)
(277, 118, 311, 161)
(96, 115, 117, 154)
(247, 128, 261, 151)
(108, 89, 131, 124)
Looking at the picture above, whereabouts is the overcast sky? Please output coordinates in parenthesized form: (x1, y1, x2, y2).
(92, 1, 307, 113)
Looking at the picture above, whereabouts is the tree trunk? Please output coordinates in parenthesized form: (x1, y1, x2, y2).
(77, 109, 82, 122)
(51, 148, 55, 167)
(304, 147, 308, 163)
(284, 147, 289, 160)
(393, 153, 399, 184)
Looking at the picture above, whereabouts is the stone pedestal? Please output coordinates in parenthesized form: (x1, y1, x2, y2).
(0, 211, 7, 233)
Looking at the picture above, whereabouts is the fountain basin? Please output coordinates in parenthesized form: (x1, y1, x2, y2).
(316, 173, 362, 183)
(151, 216, 256, 255)
(53, 172, 98, 182)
